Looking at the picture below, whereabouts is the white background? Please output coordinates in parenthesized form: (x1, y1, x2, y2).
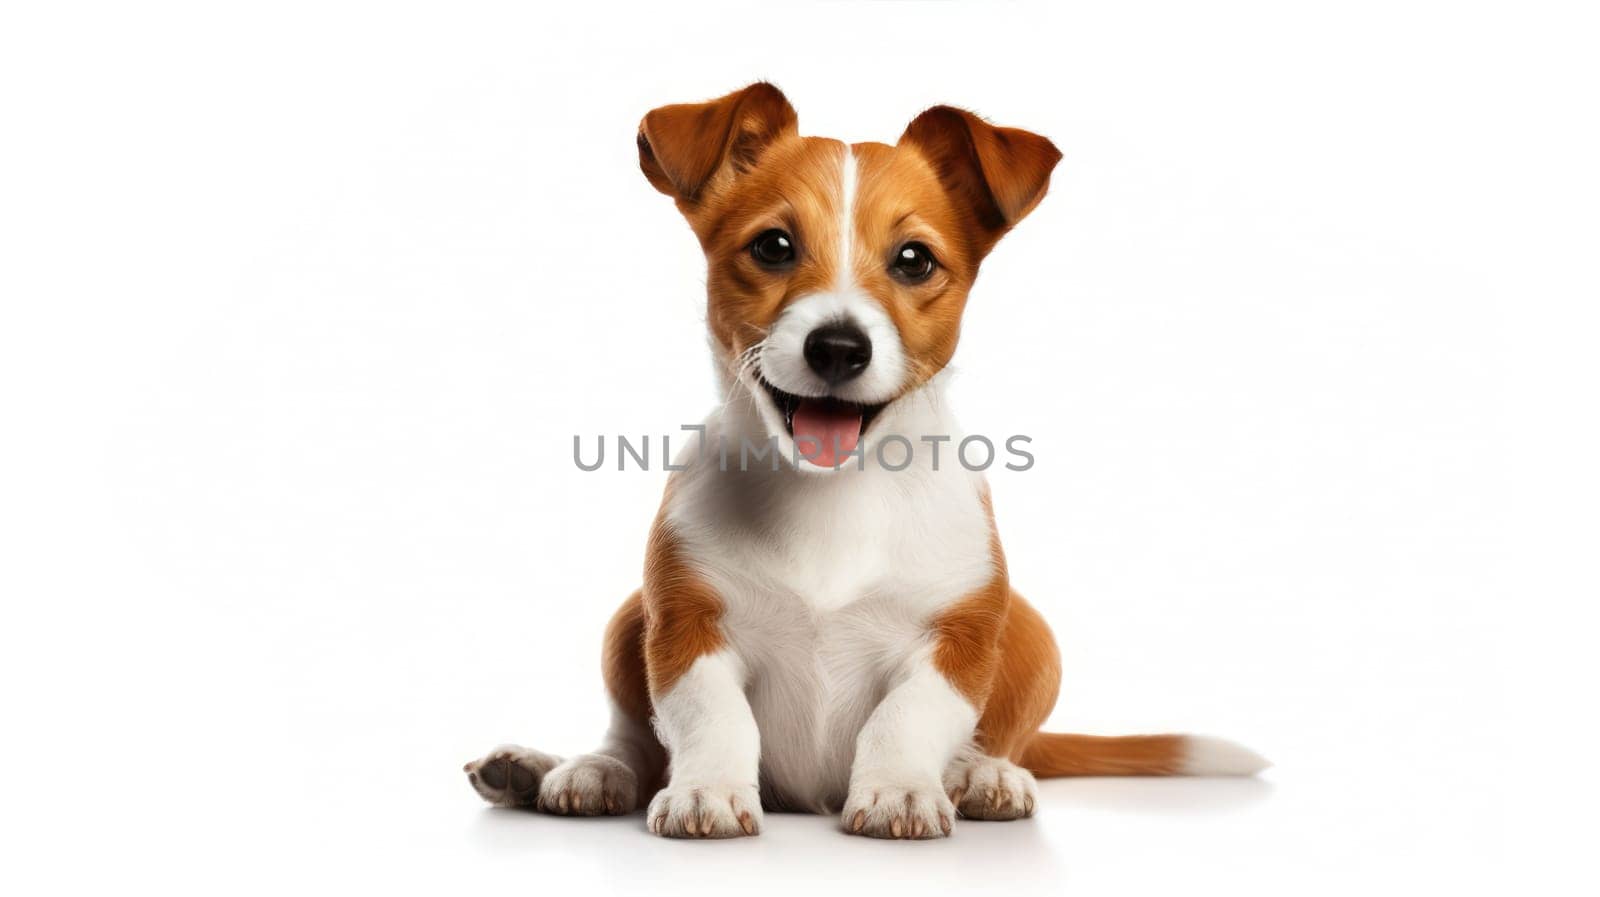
(1, 1, 1593, 894)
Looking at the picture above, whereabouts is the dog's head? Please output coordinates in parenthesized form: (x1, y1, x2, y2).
(638, 83, 1060, 469)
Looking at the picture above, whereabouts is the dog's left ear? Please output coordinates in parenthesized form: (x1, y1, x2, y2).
(899, 106, 1062, 248)
(637, 82, 799, 203)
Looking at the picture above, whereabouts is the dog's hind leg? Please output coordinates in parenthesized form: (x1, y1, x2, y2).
(464, 591, 665, 815)
(936, 590, 1053, 821)
(464, 745, 561, 808)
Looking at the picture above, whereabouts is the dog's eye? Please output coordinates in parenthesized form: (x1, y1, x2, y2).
(750, 229, 796, 268)
(891, 242, 937, 282)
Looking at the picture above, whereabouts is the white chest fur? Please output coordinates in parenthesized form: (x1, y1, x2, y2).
(661, 384, 995, 810)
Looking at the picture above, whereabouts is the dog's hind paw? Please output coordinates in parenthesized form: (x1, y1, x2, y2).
(537, 754, 638, 816)
(944, 754, 1037, 820)
(464, 745, 561, 808)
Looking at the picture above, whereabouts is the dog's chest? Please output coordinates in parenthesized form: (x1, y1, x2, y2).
(668, 459, 995, 810)
(675, 455, 996, 613)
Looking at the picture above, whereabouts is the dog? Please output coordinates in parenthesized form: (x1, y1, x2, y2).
(465, 83, 1267, 839)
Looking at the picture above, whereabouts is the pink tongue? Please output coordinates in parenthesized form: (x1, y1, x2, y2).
(792, 400, 863, 468)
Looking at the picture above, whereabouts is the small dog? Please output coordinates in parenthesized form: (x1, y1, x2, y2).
(466, 83, 1266, 839)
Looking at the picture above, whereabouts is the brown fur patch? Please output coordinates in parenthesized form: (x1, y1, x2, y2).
(930, 583, 1008, 708)
(641, 507, 726, 697)
(601, 590, 652, 723)
(976, 591, 1064, 759)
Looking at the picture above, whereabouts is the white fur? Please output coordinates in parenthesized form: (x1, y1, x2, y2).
(836, 144, 857, 293)
(755, 289, 908, 407)
(658, 373, 994, 814)
(1180, 735, 1272, 775)
(651, 650, 761, 785)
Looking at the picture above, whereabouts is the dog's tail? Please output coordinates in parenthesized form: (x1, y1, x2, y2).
(1017, 732, 1269, 778)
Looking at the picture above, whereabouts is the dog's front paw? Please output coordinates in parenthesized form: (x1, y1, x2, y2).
(464, 745, 561, 808)
(537, 753, 637, 816)
(646, 782, 761, 838)
(842, 777, 955, 840)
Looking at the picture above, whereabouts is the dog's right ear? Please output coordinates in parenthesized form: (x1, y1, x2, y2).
(637, 82, 798, 202)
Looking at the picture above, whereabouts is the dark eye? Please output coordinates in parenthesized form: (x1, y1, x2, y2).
(891, 242, 937, 282)
(750, 229, 796, 268)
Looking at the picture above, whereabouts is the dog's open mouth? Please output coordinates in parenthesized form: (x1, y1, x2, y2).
(760, 378, 888, 468)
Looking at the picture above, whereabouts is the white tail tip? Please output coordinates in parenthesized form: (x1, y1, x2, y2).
(1180, 735, 1271, 776)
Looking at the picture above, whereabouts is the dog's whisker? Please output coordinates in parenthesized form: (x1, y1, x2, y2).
(722, 339, 768, 406)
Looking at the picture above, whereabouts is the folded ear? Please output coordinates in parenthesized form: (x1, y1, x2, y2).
(899, 106, 1062, 244)
(637, 82, 799, 202)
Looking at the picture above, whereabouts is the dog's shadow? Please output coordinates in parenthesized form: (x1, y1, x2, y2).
(466, 779, 1272, 891)
(468, 776, 1274, 851)
(1040, 775, 1276, 814)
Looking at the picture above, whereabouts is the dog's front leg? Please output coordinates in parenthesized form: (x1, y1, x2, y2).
(646, 649, 763, 838)
(842, 647, 978, 840)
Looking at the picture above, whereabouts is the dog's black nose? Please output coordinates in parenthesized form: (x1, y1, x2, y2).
(803, 321, 873, 385)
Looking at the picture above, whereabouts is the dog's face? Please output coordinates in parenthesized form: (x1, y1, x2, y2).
(639, 83, 1060, 468)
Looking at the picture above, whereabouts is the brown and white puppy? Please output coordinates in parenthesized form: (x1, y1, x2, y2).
(465, 83, 1266, 839)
